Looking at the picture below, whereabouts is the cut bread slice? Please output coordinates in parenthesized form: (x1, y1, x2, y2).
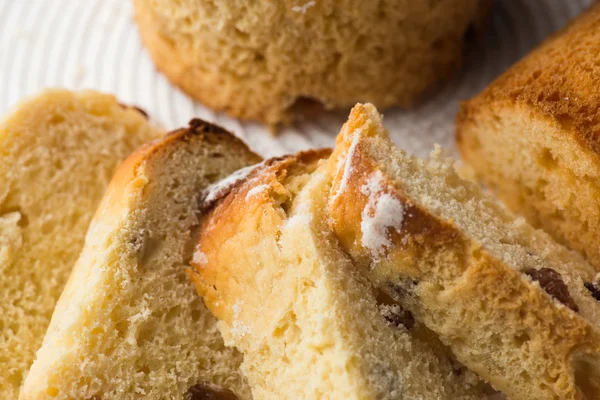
(0, 90, 161, 399)
(20, 120, 261, 399)
(188, 150, 491, 399)
(456, 3, 600, 270)
(327, 104, 600, 400)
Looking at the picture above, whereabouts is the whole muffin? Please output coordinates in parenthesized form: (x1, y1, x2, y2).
(133, 0, 487, 126)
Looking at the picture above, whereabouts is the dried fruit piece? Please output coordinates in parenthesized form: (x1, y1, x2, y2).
(584, 281, 600, 301)
(185, 383, 238, 400)
(525, 268, 579, 312)
(379, 304, 416, 330)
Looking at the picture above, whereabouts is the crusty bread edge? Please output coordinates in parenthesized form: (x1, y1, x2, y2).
(331, 104, 600, 399)
(456, 2, 600, 164)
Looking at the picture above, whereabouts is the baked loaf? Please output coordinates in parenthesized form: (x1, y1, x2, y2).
(327, 104, 600, 399)
(133, 0, 487, 126)
(0, 90, 161, 399)
(20, 120, 261, 399)
(457, 3, 600, 270)
(188, 150, 491, 398)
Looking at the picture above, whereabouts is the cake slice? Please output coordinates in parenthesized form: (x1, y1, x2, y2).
(327, 104, 600, 400)
(20, 120, 261, 399)
(456, 3, 600, 270)
(188, 149, 491, 399)
(0, 90, 161, 399)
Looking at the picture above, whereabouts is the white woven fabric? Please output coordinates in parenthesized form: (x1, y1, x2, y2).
(0, 0, 592, 159)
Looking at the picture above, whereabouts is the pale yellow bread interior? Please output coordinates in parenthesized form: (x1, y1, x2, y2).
(189, 149, 491, 399)
(20, 120, 260, 399)
(327, 104, 600, 400)
(457, 3, 600, 271)
(0, 90, 161, 399)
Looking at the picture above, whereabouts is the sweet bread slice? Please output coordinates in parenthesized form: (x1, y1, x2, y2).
(20, 120, 261, 399)
(0, 90, 161, 399)
(188, 150, 491, 399)
(327, 104, 600, 400)
(456, 3, 600, 270)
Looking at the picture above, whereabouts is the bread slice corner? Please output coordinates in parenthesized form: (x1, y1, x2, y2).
(0, 89, 161, 399)
(20, 119, 261, 400)
(189, 142, 491, 399)
(329, 103, 600, 399)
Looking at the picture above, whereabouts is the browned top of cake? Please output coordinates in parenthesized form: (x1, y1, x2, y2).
(459, 3, 600, 154)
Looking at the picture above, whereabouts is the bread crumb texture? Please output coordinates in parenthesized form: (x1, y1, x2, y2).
(0, 89, 160, 399)
(457, 3, 600, 271)
(330, 104, 600, 399)
(133, 0, 486, 125)
(19, 121, 260, 399)
(190, 149, 490, 399)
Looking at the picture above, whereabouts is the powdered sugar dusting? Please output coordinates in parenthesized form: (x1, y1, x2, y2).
(332, 129, 361, 202)
(360, 171, 405, 261)
(292, 1, 315, 14)
(232, 300, 244, 318)
(245, 184, 270, 200)
(231, 320, 253, 338)
(192, 248, 208, 267)
(200, 161, 266, 211)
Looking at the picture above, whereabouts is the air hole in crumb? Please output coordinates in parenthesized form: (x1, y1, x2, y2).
(538, 148, 558, 170)
(136, 321, 158, 344)
(376, 290, 415, 330)
(165, 305, 181, 323)
(546, 91, 560, 102)
(513, 331, 531, 347)
(253, 52, 265, 62)
(210, 153, 225, 159)
(532, 70, 542, 79)
(91, 327, 104, 335)
(115, 320, 129, 339)
(556, 114, 575, 131)
(191, 309, 203, 322)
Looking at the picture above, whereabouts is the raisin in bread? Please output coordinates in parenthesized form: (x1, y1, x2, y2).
(327, 104, 600, 400)
(457, 3, 600, 270)
(188, 150, 491, 399)
(20, 120, 261, 399)
(133, 0, 487, 126)
(0, 90, 161, 399)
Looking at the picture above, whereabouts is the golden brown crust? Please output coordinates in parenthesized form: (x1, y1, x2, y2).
(188, 146, 493, 399)
(132, 0, 286, 125)
(189, 149, 330, 323)
(21, 117, 260, 400)
(94, 118, 261, 227)
(134, 0, 486, 127)
(457, 3, 600, 158)
(329, 104, 600, 399)
(455, 3, 600, 271)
